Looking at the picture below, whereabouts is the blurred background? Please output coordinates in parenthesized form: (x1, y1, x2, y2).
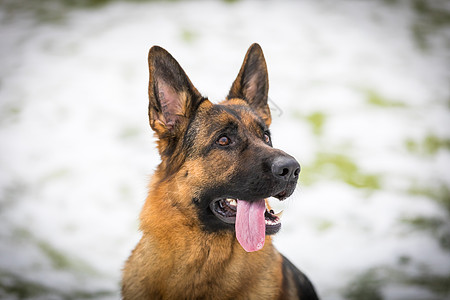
(0, 0, 449, 299)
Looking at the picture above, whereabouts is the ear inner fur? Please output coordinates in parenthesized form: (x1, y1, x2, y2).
(148, 46, 203, 134)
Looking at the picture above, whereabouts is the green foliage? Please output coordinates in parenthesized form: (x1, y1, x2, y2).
(315, 219, 334, 232)
(403, 185, 450, 251)
(38, 241, 75, 270)
(0, 181, 27, 210)
(366, 90, 405, 107)
(0, 269, 115, 299)
(119, 127, 141, 139)
(397, 255, 411, 266)
(423, 135, 450, 154)
(306, 112, 326, 136)
(62, 0, 113, 7)
(400, 184, 450, 251)
(406, 135, 450, 156)
(0, 99, 23, 125)
(410, 0, 450, 51)
(0, 271, 50, 300)
(0, 0, 179, 23)
(9, 226, 99, 275)
(342, 266, 450, 300)
(181, 29, 198, 44)
(402, 216, 444, 231)
(408, 185, 450, 214)
(400, 216, 449, 251)
(291, 110, 327, 136)
(407, 273, 450, 296)
(302, 152, 381, 191)
(342, 269, 384, 300)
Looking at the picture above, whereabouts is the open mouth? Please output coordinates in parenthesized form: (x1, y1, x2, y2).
(209, 197, 285, 252)
(209, 198, 282, 232)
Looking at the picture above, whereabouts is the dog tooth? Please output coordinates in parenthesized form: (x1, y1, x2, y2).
(273, 210, 284, 218)
(227, 199, 237, 206)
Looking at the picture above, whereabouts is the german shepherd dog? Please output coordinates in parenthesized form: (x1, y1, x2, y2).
(122, 43, 319, 300)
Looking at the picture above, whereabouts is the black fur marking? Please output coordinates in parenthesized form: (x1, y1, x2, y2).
(281, 255, 319, 300)
(202, 105, 241, 138)
(222, 103, 270, 146)
(218, 105, 243, 122)
(192, 148, 297, 234)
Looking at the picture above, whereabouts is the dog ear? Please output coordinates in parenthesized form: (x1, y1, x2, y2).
(148, 46, 204, 136)
(227, 43, 271, 126)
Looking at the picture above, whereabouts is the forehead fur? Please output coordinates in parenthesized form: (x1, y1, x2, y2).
(194, 99, 268, 137)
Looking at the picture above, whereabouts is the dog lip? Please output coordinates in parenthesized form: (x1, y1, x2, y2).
(273, 183, 296, 201)
(274, 191, 288, 200)
(209, 197, 282, 234)
(209, 198, 237, 224)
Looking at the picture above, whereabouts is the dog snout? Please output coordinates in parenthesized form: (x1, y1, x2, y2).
(271, 156, 300, 182)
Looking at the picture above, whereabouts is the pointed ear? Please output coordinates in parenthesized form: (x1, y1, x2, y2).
(148, 46, 203, 136)
(227, 43, 271, 126)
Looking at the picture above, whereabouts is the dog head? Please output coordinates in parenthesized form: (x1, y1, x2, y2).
(147, 44, 300, 252)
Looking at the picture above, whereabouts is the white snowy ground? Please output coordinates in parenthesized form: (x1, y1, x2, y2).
(0, 0, 449, 299)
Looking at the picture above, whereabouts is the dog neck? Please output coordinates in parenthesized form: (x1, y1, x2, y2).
(129, 176, 283, 299)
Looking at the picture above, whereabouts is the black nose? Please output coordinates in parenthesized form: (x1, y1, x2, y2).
(271, 156, 301, 181)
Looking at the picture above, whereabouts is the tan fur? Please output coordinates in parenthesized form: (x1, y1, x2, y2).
(122, 167, 286, 299)
(122, 44, 318, 300)
(122, 98, 290, 299)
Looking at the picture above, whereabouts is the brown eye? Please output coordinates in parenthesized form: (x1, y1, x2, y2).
(217, 136, 231, 146)
(264, 133, 270, 144)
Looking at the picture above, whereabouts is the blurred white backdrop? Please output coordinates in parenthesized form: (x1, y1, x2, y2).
(0, 0, 449, 299)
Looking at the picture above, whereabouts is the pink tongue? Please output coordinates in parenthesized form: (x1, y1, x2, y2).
(235, 199, 266, 252)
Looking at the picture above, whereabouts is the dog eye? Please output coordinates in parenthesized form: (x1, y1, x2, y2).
(217, 136, 231, 146)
